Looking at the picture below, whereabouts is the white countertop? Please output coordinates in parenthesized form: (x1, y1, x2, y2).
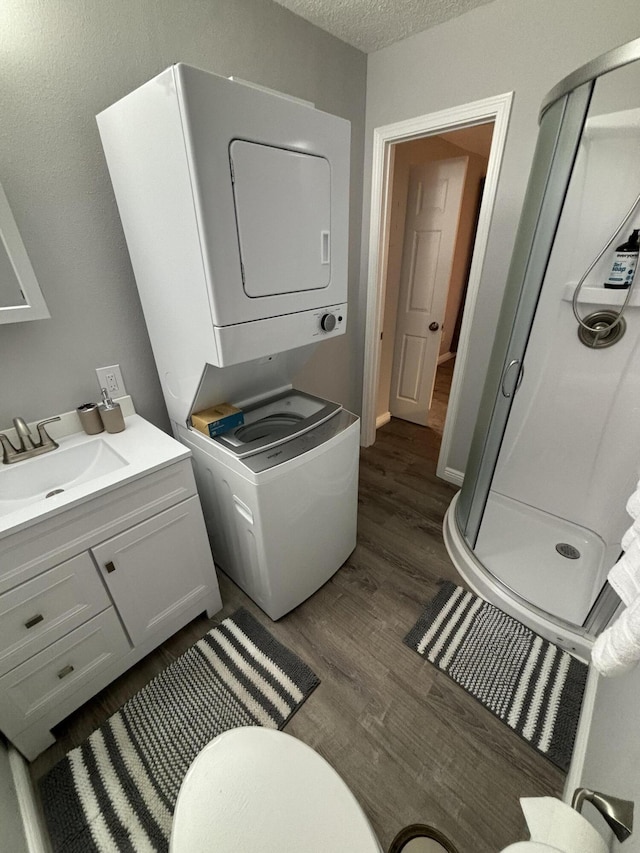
(0, 412, 190, 540)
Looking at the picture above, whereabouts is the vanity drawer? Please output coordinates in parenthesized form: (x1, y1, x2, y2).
(0, 552, 111, 677)
(0, 608, 130, 732)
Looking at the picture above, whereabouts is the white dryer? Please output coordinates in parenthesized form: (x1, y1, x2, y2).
(179, 390, 359, 620)
(97, 65, 350, 429)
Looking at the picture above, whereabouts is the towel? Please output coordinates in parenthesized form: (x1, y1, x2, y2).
(608, 538, 640, 606)
(591, 481, 640, 676)
(627, 483, 640, 520)
(621, 515, 640, 551)
(592, 593, 640, 676)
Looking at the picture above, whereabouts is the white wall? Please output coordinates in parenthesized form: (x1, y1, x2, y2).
(0, 0, 366, 432)
(0, 739, 28, 853)
(363, 0, 640, 473)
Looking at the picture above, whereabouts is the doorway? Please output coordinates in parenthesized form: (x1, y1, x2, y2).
(361, 93, 514, 485)
(376, 127, 493, 441)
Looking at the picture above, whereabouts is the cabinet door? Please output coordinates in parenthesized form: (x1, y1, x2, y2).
(91, 497, 215, 646)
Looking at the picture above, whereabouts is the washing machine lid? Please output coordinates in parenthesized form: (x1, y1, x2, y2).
(213, 389, 340, 458)
(170, 728, 381, 853)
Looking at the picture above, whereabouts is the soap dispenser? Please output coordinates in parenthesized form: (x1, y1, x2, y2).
(99, 387, 125, 433)
(604, 228, 639, 288)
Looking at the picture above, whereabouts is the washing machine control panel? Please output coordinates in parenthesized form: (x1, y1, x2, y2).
(320, 312, 336, 332)
(317, 306, 345, 334)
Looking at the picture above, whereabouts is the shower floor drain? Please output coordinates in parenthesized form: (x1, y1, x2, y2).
(556, 543, 580, 560)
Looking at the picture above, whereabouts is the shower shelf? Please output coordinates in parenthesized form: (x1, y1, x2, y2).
(562, 283, 640, 307)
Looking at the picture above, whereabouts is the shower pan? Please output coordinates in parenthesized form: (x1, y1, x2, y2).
(444, 37, 640, 659)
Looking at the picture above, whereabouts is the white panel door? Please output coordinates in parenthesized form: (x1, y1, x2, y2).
(390, 156, 468, 425)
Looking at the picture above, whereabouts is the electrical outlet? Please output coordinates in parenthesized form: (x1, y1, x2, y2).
(96, 364, 126, 397)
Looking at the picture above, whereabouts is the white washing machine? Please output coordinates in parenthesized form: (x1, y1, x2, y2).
(178, 390, 359, 620)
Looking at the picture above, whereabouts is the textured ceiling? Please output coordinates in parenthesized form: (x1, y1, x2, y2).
(272, 0, 497, 53)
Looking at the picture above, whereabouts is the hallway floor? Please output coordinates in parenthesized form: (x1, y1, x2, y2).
(31, 407, 563, 851)
(427, 355, 456, 437)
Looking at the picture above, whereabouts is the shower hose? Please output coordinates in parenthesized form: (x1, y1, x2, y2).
(572, 189, 640, 339)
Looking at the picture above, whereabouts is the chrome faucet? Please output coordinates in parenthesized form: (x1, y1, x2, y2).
(572, 787, 634, 843)
(13, 416, 36, 451)
(0, 416, 61, 464)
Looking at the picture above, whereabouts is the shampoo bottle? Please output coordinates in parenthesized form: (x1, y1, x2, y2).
(99, 387, 125, 433)
(604, 228, 639, 289)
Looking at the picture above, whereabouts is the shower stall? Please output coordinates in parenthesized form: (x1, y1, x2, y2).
(444, 37, 640, 659)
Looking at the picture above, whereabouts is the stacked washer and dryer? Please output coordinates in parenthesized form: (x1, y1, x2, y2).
(97, 64, 358, 620)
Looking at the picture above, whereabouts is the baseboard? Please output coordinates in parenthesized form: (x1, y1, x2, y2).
(440, 465, 464, 487)
(8, 746, 50, 853)
(437, 351, 456, 365)
(376, 411, 391, 429)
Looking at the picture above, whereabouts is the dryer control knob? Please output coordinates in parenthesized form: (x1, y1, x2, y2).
(321, 313, 337, 332)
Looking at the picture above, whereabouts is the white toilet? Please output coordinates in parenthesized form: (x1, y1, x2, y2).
(170, 727, 384, 852)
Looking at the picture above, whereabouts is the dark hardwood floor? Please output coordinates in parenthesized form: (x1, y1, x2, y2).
(30, 366, 563, 851)
(428, 357, 456, 436)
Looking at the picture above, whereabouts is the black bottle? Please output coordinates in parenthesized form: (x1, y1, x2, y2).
(604, 228, 639, 289)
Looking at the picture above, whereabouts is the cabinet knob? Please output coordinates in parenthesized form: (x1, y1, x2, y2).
(57, 664, 74, 680)
(105, 561, 116, 573)
(24, 614, 44, 629)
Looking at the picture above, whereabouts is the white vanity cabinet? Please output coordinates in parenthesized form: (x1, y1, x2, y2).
(0, 419, 222, 761)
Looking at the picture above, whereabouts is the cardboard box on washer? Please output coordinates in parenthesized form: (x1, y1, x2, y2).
(191, 403, 244, 438)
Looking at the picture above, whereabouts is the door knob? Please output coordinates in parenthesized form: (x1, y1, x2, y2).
(429, 322, 440, 331)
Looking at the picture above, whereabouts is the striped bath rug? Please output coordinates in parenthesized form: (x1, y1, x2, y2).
(405, 582, 587, 771)
(38, 608, 320, 853)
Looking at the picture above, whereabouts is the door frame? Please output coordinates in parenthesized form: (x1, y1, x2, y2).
(361, 92, 514, 485)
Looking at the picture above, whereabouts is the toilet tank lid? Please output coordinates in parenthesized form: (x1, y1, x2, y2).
(170, 727, 381, 853)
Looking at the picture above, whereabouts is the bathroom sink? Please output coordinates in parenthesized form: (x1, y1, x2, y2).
(0, 439, 128, 517)
(0, 412, 192, 538)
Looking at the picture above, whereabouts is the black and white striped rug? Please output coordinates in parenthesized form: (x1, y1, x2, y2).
(39, 608, 320, 853)
(405, 582, 587, 771)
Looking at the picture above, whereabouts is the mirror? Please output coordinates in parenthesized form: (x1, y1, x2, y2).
(0, 180, 49, 323)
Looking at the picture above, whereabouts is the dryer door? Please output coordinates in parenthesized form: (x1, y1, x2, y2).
(230, 141, 331, 298)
